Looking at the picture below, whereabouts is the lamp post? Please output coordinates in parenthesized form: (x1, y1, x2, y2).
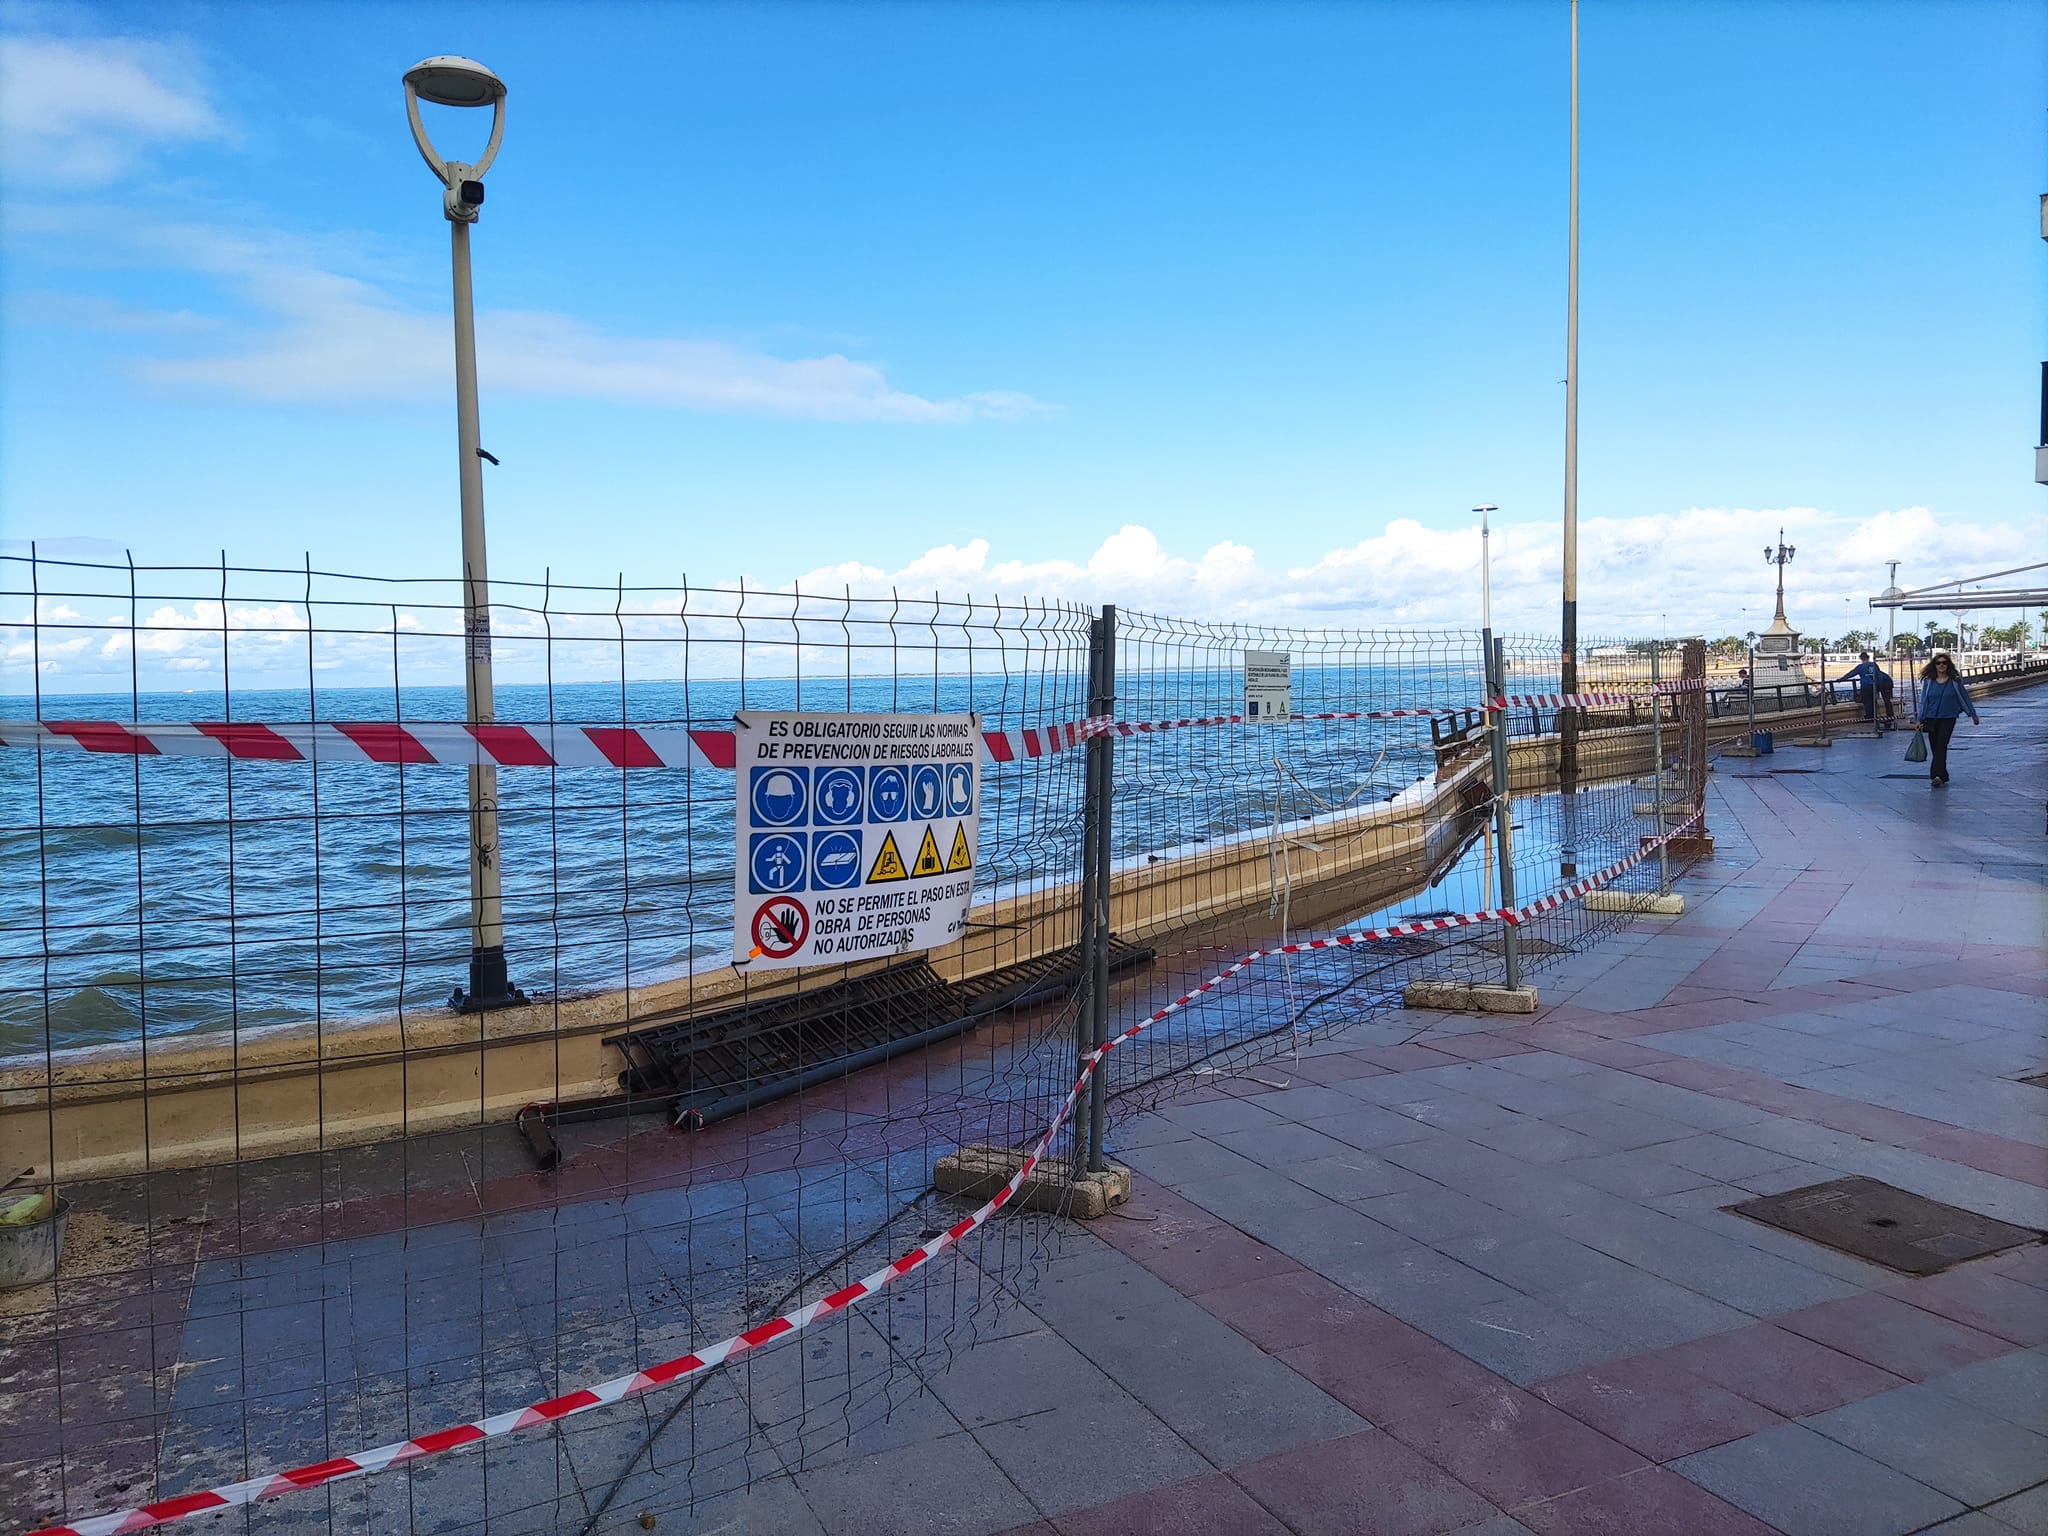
(1559, 0, 1581, 795)
(404, 56, 525, 1013)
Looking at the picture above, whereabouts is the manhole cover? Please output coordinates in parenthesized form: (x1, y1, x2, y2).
(1729, 1176, 2042, 1275)
(1769, 768, 1820, 774)
(1878, 773, 1928, 780)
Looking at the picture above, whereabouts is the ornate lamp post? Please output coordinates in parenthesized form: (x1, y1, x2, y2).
(1755, 530, 1802, 681)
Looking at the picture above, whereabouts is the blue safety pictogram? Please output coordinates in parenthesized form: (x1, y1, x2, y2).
(911, 764, 945, 822)
(946, 761, 975, 817)
(749, 832, 806, 893)
(811, 830, 863, 890)
(750, 767, 809, 827)
(814, 766, 864, 826)
(868, 765, 909, 822)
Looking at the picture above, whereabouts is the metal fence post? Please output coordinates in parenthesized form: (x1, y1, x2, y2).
(1086, 605, 1117, 1173)
(1649, 644, 1671, 897)
(1485, 634, 1521, 990)
(1682, 638, 1709, 846)
(1074, 610, 1105, 1180)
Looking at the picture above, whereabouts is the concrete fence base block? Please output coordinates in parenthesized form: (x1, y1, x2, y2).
(1585, 890, 1686, 915)
(1667, 835, 1716, 860)
(1402, 980, 1540, 1014)
(933, 1143, 1131, 1220)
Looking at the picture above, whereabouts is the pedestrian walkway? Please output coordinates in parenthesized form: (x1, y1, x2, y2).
(714, 683, 2048, 1536)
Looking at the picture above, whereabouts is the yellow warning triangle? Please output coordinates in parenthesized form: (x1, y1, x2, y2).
(867, 831, 907, 884)
(912, 825, 945, 877)
(947, 822, 974, 872)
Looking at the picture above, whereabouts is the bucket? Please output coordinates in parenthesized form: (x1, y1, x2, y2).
(1750, 731, 1774, 755)
(0, 1196, 70, 1290)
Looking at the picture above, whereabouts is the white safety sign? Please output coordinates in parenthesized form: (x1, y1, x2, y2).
(732, 712, 981, 970)
(1244, 650, 1292, 723)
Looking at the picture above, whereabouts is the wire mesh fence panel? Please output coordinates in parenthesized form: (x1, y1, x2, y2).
(2, 547, 1721, 1535)
(0, 554, 1106, 1534)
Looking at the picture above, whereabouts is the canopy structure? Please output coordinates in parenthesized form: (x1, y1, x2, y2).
(1870, 562, 2048, 612)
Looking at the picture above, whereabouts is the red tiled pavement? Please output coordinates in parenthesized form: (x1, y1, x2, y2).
(1771, 1291, 2014, 1382)
(1888, 1266, 2048, 1347)
(1379, 1385, 1649, 1508)
(1230, 1428, 1503, 1536)
(1049, 1471, 1291, 1536)
(1656, 1322, 1911, 1418)
(1533, 1353, 1784, 1462)
(1512, 1464, 1787, 1535)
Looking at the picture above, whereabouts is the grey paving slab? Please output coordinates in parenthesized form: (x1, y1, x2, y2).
(1301, 1104, 1446, 1151)
(1158, 1096, 1289, 1136)
(1802, 1382, 2048, 1506)
(1121, 1135, 1269, 1191)
(1023, 1253, 1366, 1467)
(1422, 1294, 1631, 1384)
(1439, 1227, 1638, 1295)
(1287, 1150, 1432, 1202)
(1673, 1421, 1965, 1535)
(794, 1428, 1039, 1536)
(1557, 1149, 1721, 1199)
(1355, 1188, 1511, 1245)
(1210, 1120, 1371, 1170)
(971, 1390, 1209, 1517)
(1922, 1346, 2048, 1435)
(1465, 1118, 1613, 1164)
(1985, 1484, 2048, 1535)
(1547, 1267, 1753, 1352)
(1652, 1132, 1812, 1183)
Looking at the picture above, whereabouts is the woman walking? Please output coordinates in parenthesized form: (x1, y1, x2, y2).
(1916, 651, 1980, 786)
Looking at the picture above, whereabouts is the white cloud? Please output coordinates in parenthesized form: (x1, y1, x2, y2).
(779, 505, 2044, 639)
(6, 502, 2038, 693)
(0, 34, 225, 184)
(24, 213, 1052, 422)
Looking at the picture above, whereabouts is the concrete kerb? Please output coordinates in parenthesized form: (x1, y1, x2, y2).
(934, 1144, 1132, 1219)
(1400, 980, 1540, 1014)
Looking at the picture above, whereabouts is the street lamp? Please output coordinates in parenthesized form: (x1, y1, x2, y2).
(1475, 505, 1498, 630)
(404, 56, 525, 1013)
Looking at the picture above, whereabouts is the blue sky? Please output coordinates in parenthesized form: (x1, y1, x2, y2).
(2, 0, 2043, 654)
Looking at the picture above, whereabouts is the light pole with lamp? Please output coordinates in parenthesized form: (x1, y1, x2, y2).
(404, 55, 526, 1013)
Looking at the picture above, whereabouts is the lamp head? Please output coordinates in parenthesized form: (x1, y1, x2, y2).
(405, 56, 506, 107)
(403, 56, 506, 221)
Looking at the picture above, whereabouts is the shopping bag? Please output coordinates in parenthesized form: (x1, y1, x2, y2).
(1904, 728, 1927, 764)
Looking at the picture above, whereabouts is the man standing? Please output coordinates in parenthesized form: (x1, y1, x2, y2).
(1842, 652, 1883, 725)
(1873, 657, 1896, 731)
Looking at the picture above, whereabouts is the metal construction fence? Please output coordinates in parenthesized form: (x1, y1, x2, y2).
(0, 552, 1712, 1536)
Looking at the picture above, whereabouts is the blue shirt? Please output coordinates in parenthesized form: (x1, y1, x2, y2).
(1918, 677, 1978, 722)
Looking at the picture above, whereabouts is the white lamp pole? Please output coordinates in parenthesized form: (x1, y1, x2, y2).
(404, 56, 525, 1013)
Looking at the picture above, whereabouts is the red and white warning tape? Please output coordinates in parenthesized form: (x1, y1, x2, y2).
(29, 811, 1702, 1536)
(0, 719, 742, 770)
(1, 686, 1702, 773)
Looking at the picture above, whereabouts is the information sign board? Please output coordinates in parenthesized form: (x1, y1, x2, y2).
(1244, 649, 1292, 723)
(732, 712, 980, 970)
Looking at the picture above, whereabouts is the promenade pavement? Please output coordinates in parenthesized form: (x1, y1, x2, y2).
(5, 687, 2041, 1536)
(721, 683, 2048, 1536)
